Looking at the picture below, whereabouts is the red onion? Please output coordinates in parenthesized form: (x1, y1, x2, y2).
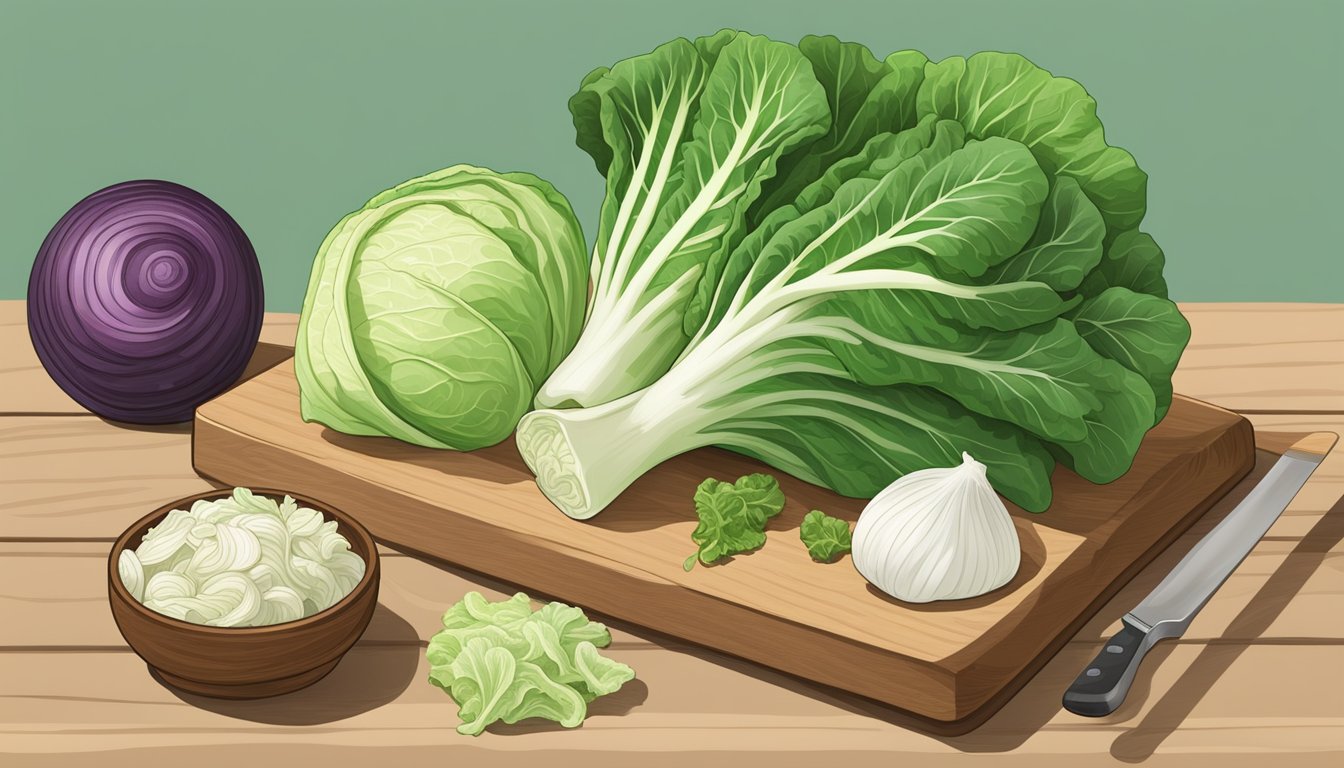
(28, 180, 263, 423)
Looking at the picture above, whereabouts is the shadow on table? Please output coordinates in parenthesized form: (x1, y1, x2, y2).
(485, 679, 651, 735)
(599, 442, 1337, 754)
(158, 603, 421, 725)
(302, 415, 1334, 749)
(94, 341, 295, 435)
(1108, 489, 1344, 762)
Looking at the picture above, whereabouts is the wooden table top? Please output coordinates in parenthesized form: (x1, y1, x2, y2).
(2, 300, 1341, 767)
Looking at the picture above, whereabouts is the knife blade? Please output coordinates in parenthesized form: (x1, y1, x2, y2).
(1062, 432, 1337, 717)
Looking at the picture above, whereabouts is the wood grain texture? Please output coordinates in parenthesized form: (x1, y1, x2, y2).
(191, 360, 1256, 724)
(2, 535, 1340, 651)
(1172, 303, 1344, 413)
(4, 301, 1343, 764)
(5, 301, 1341, 418)
(0, 301, 298, 415)
(0, 416, 216, 540)
(1289, 432, 1340, 458)
(1, 645, 1341, 765)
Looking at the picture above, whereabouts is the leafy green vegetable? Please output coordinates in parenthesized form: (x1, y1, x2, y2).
(426, 592, 635, 736)
(748, 36, 927, 225)
(517, 41, 1188, 521)
(535, 31, 833, 408)
(916, 52, 1147, 235)
(295, 165, 587, 450)
(799, 510, 852, 562)
(1077, 230, 1170, 299)
(520, 128, 1158, 517)
(683, 474, 785, 570)
(1071, 286, 1190, 421)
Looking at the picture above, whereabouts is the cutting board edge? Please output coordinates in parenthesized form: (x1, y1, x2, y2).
(942, 412, 1256, 725)
(945, 409, 1256, 682)
(191, 408, 968, 717)
(190, 365, 1258, 726)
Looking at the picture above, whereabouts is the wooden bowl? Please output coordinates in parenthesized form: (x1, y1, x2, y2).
(108, 488, 380, 699)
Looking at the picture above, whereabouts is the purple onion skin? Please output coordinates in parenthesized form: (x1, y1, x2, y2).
(27, 180, 263, 424)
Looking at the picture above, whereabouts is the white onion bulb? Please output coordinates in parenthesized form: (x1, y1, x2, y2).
(851, 452, 1021, 603)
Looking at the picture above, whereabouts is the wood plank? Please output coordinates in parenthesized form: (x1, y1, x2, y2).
(192, 360, 1257, 724)
(1, 411, 1334, 653)
(1174, 303, 1344, 413)
(1, 410, 1333, 723)
(1071, 415, 1344, 642)
(5, 534, 1340, 653)
(3, 412, 1335, 544)
(4, 300, 1342, 418)
(0, 645, 1340, 764)
(0, 416, 217, 540)
(0, 301, 298, 415)
(0, 541, 659, 651)
(2, 749, 1335, 768)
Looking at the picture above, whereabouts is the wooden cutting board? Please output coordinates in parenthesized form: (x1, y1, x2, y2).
(192, 359, 1254, 732)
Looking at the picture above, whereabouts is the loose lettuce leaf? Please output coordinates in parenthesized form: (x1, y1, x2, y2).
(445, 637, 588, 735)
(427, 592, 635, 736)
(683, 474, 786, 570)
(800, 510, 852, 562)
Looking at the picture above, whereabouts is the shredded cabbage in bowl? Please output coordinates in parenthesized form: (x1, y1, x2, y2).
(117, 488, 366, 627)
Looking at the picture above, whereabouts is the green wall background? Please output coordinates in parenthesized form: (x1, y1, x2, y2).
(3, 0, 1340, 310)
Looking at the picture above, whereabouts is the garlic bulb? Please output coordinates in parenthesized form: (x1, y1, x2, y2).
(852, 452, 1020, 603)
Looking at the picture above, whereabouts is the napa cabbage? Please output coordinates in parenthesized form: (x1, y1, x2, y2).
(517, 42, 1189, 519)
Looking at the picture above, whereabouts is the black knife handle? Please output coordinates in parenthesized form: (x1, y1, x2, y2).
(1062, 621, 1157, 717)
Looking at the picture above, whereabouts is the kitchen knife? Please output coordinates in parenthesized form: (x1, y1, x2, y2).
(1063, 432, 1337, 717)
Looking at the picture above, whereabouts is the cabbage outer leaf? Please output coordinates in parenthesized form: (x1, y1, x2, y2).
(296, 166, 586, 450)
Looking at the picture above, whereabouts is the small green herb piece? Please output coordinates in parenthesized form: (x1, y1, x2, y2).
(800, 509, 853, 562)
(683, 473, 786, 570)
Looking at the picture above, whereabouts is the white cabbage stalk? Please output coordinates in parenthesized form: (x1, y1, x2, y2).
(851, 453, 1020, 603)
(533, 32, 831, 408)
(520, 298, 817, 518)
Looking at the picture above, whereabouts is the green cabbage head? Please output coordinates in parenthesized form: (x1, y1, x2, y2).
(295, 165, 587, 449)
